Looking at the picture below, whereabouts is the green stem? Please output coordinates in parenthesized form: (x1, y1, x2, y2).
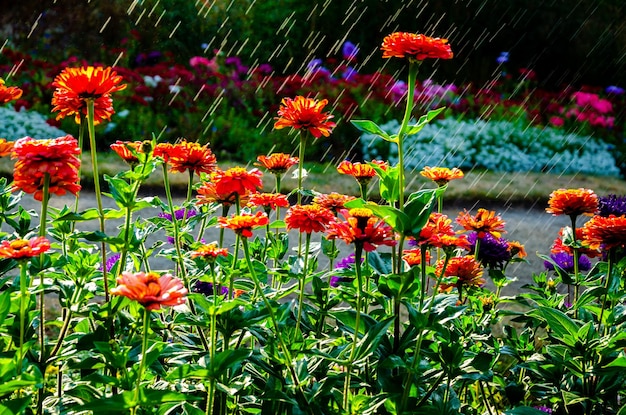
(570, 215, 580, 307)
(297, 132, 307, 206)
(38, 173, 50, 363)
(18, 262, 28, 374)
(598, 248, 615, 330)
(295, 232, 312, 336)
(207, 264, 218, 415)
(133, 307, 151, 411)
(343, 243, 364, 412)
(396, 61, 419, 212)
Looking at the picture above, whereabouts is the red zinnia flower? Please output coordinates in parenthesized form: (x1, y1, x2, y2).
(381, 32, 453, 60)
(313, 192, 356, 213)
(211, 167, 263, 197)
(326, 207, 396, 252)
(403, 248, 431, 267)
(256, 153, 299, 174)
(274, 96, 336, 138)
(0, 79, 23, 105)
(420, 166, 464, 186)
(248, 193, 290, 211)
(111, 140, 143, 165)
(157, 140, 217, 176)
(191, 243, 229, 262)
(196, 181, 249, 207)
(218, 211, 269, 238)
(456, 208, 506, 238)
(551, 227, 600, 258)
(51, 66, 127, 124)
(546, 188, 598, 217)
(285, 204, 335, 234)
(337, 160, 387, 184)
(582, 215, 626, 250)
(0, 139, 14, 157)
(110, 271, 187, 311)
(0, 236, 50, 259)
(436, 256, 484, 291)
(13, 174, 82, 201)
(417, 212, 456, 247)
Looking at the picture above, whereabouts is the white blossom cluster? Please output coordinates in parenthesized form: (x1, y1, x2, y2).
(0, 106, 68, 140)
(360, 118, 620, 177)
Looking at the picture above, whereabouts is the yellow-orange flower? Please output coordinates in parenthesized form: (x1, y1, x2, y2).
(417, 212, 456, 247)
(14, 174, 82, 201)
(211, 167, 263, 197)
(313, 192, 356, 213)
(274, 96, 336, 138)
(156, 140, 217, 176)
(337, 160, 387, 184)
(111, 140, 143, 165)
(256, 153, 299, 174)
(326, 208, 396, 252)
(456, 208, 506, 238)
(546, 188, 598, 217)
(420, 166, 464, 186)
(0, 79, 22, 104)
(508, 240, 527, 259)
(218, 211, 269, 238)
(110, 271, 187, 311)
(191, 243, 229, 261)
(381, 32, 453, 60)
(196, 181, 248, 207)
(403, 249, 431, 267)
(436, 255, 484, 291)
(0, 139, 14, 157)
(582, 215, 626, 250)
(248, 193, 290, 211)
(551, 227, 600, 258)
(0, 236, 50, 259)
(51, 66, 127, 124)
(285, 204, 335, 234)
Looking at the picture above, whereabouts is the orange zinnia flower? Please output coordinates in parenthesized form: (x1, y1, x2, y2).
(420, 166, 464, 186)
(51, 66, 127, 124)
(456, 208, 506, 238)
(274, 96, 336, 138)
(417, 212, 456, 247)
(191, 243, 229, 262)
(157, 140, 217, 176)
(110, 271, 187, 311)
(508, 241, 528, 259)
(285, 204, 335, 234)
(546, 188, 598, 218)
(256, 153, 299, 174)
(313, 192, 356, 213)
(0, 139, 14, 157)
(337, 160, 387, 184)
(196, 181, 248, 207)
(0, 79, 23, 104)
(582, 215, 626, 250)
(403, 248, 431, 267)
(326, 207, 396, 252)
(218, 211, 269, 238)
(211, 167, 263, 197)
(551, 227, 601, 258)
(14, 174, 82, 201)
(0, 236, 51, 259)
(111, 140, 143, 165)
(248, 193, 290, 211)
(436, 255, 484, 291)
(381, 32, 453, 60)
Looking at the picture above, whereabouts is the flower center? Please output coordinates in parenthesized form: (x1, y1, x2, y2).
(9, 239, 29, 250)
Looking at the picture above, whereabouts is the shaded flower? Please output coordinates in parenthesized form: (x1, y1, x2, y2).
(496, 51, 509, 64)
(605, 85, 624, 95)
(196, 181, 248, 207)
(155, 140, 217, 176)
(534, 406, 553, 414)
(255, 153, 299, 174)
(111, 271, 187, 310)
(105, 253, 121, 273)
(329, 253, 362, 287)
(191, 243, 229, 262)
(456, 208, 506, 238)
(413, 212, 456, 247)
(285, 204, 335, 234)
(14, 174, 81, 201)
(436, 255, 485, 291)
(0, 79, 23, 105)
(248, 193, 290, 211)
(337, 160, 387, 184)
(544, 251, 591, 274)
(51, 66, 127, 124)
(403, 248, 431, 267)
(326, 208, 396, 252)
(274, 96, 336, 138)
(111, 140, 143, 165)
(546, 188, 598, 217)
(582, 214, 626, 250)
(381, 32, 453, 60)
(218, 211, 269, 238)
(508, 240, 527, 259)
(468, 232, 512, 269)
(313, 192, 356, 213)
(210, 167, 263, 198)
(159, 208, 198, 222)
(551, 227, 601, 259)
(342, 41, 359, 61)
(0, 138, 14, 157)
(193, 281, 244, 298)
(598, 194, 626, 217)
(0, 236, 50, 259)
(420, 166, 464, 186)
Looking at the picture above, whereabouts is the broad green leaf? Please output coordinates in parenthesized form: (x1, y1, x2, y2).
(404, 107, 446, 136)
(529, 306, 579, 340)
(504, 407, 551, 415)
(371, 163, 400, 204)
(0, 396, 31, 415)
(351, 120, 394, 141)
(353, 318, 393, 363)
(404, 187, 445, 236)
(344, 198, 409, 233)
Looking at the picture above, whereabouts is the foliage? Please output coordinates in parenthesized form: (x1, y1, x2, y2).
(0, 106, 67, 140)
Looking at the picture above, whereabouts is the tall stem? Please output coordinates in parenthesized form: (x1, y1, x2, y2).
(17, 262, 28, 374)
(297, 132, 307, 206)
(295, 232, 312, 336)
(133, 307, 151, 412)
(570, 215, 581, 306)
(396, 61, 419, 212)
(343, 243, 364, 412)
(38, 173, 50, 361)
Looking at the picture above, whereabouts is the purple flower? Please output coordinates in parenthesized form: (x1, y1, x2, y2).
(497, 51, 509, 64)
(534, 406, 552, 414)
(193, 281, 229, 296)
(342, 66, 357, 82)
(390, 81, 408, 103)
(330, 254, 362, 287)
(307, 59, 331, 78)
(598, 194, 626, 217)
(605, 85, 625, 95)
(105, 253, 121, 273)
(342, 41, 359, 61)
(468, 232, 511, 269)
(544, 252, 591, 273)
(159, 208, 197, 222)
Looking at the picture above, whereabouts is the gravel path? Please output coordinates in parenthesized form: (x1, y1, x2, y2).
(23, 192, 567, 296)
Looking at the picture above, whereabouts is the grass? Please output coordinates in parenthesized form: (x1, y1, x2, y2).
(0, 153, 623, 205)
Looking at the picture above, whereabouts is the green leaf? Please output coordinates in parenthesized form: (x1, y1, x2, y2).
(372, 163, 400, 204)
(0, 396, 31, 415)
(351, 120, 394, 142)
(529, 306, 579, 340)
(404, 107, 446, 136)
(378, 269, 420, 300)
(344, 198, 409, 233)
(353, 318, 393, 363)
(504, 407, 551, 415)
(404, 187, 445, 236)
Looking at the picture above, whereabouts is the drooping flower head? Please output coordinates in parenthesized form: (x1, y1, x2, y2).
(51, 66, 127, 124)
(248, 193, 290, 212)
(381, 32, 453, 61)
(582, 214, 626, 251)
(191, 243, 229, 262)
(285, 204, 335, 234)
(0, 79, 23, 105)
(456, 208, 506, 238)
(0, 236, 51, 259)
(274, 96, 336, 138)
(313, 192, 356, 214)
(256, 153, 299, 175)
(326, 207, 396, 252)
(420, 166, 464, 186)
(110, 140, 146, 165)
(436, 255, 484, 291)
(546, 188, 598, 218)
(218, 211, 269, 238)
(210, 167, 263, 198)
(337, 160, 387, 185)
(598, 194, 626, 217)
(0, 139, 14, 157)
(110, 271, 187, 311)
(154, 140, 217, 176)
